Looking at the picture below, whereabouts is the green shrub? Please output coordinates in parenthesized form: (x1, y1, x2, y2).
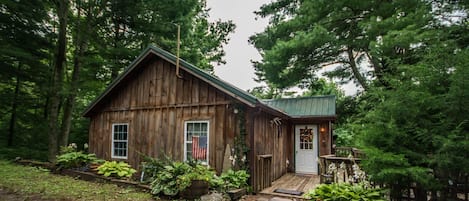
(56, 151, 101, 170)
(304, 183, 386, 201)
(150, 161, 192, 196)
(140, 155, 172, 183)
(0, 146, 48, 161)
(150, 160, 216, 196)
(217, 169, 249, 190)
(96, 161, 137, 178)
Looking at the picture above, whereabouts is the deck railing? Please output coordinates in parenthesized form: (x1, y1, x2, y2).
(319, 147, 365, 184)
(320, 147, 469, 201)
(255, 154, 272, 192)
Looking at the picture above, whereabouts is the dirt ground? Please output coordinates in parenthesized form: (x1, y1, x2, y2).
(0, 188, 55, 201)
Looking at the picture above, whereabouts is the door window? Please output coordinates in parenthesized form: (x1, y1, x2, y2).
(299, 126, 314, 150)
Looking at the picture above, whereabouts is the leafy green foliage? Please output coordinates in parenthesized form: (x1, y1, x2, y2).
(0, 0, 52, 149)
(357, 43, 469, 199)
(0, 160, 152, 200)
(0, 147, 48, 161)
(96, 161, 136, 179)
(217, 169, 250, 190)
(150, 161, 190, 196)
(140, 154, 172, 183)
(304, 183, 386, 201)
(251, 0, 434, 90)
(232, 105, 250, 172)
(248, 86, 282, 99)
(56, 151, 102, 170)
(149, 159, 217, 196)
(300, 78, 345, 98)
(145, 155, 250, 197)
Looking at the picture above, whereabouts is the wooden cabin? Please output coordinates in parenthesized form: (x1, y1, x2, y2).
(83, 46, 336, 192)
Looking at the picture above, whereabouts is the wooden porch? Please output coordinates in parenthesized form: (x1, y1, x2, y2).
(259, 173, 320, 199)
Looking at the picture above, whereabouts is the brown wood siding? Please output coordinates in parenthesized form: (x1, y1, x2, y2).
(250, 111, 291, 191)
(88, 58, 238, 173)
(318, 122, 332, 156)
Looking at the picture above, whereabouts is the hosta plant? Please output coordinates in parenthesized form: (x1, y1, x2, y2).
(150, 161, 192, 196)
(56, 151, 102, 170)
(96, 161, 136, 178)
(150, 160, 216, 197)
(218, 169, 249, 191)
(304, 182, 386, 201)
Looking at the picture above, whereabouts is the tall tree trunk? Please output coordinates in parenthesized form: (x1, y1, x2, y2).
(59, 0, 87, 147)
(346, 48, 369, 91)
(48, 0, 68, 162)
(8, 63, 21, 147)
(366, 52, 391, 89)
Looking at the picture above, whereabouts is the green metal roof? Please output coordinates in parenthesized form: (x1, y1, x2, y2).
(262, 95, 336, 118)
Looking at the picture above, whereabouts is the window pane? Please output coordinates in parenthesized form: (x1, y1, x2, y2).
(187, 131, 192, 140)
(112, 124, 128, 158)
(201, 123, 207, 132)
(194, 123, 200, 132)
(185, 122, 208, 163)
(186, 143, 192, 159)
(187, 124, 193, 132)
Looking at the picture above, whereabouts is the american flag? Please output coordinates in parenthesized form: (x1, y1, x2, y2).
(192, 136, 207, 161)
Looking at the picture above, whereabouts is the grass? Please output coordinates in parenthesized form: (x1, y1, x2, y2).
(0, 160, 154, 201)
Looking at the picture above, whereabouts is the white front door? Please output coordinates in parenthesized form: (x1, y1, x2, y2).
(295, 125, 318, 174)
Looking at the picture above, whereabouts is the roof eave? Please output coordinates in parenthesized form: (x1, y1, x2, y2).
(290, 115, 337, 121)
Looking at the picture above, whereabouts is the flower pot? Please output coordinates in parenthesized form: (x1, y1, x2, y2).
(180, 180, 209, 199)
(227, 188, 246, 201)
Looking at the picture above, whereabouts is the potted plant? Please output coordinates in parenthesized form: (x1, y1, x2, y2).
(219, 169, 250, 200)
(179, 164, 215, 199)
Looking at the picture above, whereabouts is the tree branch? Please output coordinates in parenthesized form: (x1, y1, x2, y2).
(347, 47, 369, 91)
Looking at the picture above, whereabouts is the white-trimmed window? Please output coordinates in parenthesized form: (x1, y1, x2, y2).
(112, 123, 128, 159)
(184, 121, 209, 164)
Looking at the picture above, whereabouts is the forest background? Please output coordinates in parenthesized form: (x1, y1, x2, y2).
(0, 0, 467, 200)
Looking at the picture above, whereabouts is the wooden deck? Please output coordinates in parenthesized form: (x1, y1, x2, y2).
(259, 173, 320, 199)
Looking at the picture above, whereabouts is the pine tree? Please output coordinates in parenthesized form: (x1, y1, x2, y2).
(250, 0, 432, 90)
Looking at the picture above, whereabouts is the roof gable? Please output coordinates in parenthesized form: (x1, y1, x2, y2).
(148, 46, 259, 105)
(83, 46, 261, 117)
(263, 95, 336, 118)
